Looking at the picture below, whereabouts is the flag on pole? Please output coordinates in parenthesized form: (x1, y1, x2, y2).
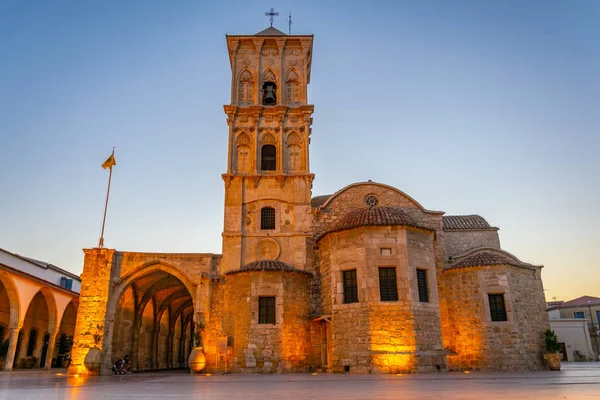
(101, 153, 116, 169)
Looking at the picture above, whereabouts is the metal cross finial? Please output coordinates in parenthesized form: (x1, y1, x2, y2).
(265, 8, 279, 27)
(288, 11, 292, 35)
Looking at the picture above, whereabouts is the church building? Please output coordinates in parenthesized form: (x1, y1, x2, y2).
(67, 25, 550, 375)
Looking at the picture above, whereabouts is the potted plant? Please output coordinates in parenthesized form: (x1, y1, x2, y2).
(543, 328, 562, 370)
(188, 322, 206, 373)
(83, 324, 103, 373)
(56, 333, 71, 368)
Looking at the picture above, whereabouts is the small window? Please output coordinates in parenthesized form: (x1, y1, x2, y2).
(574, 311, 585, 319)
(417, 269, 429, 303)
(343, 270, 358, 304)
(261, 144, 277, 171)
(489, 294, 508, 321)
(380, 248, 392, 256)
(259, 297, 276, 324)
(260, 207, 276, 230)
(379, 267, 398, 301)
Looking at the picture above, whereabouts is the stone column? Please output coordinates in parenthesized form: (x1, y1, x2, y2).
(44, 331, 58, 369)
(68, 248, 116, 375)
(4, 327, 21, 371)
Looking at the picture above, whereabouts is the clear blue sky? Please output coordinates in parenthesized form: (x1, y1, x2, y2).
(1, 1, 598, 301)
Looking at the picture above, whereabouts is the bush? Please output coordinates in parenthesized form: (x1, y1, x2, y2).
(543, 329, 561, 353)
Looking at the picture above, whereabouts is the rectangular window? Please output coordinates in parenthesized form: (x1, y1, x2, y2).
(343, 270, 358, 304)
(489, 294, 508, 321)
(574, 311, 585, 319)
(380, 248, 392, 256)
(258, 297, 276, 324)
(416, 269, 429, 303)
(261, 207, 276, 230)
(379, 267, 398, 301)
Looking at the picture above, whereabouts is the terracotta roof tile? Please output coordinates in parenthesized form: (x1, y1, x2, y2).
(443, 215, 496, 230)
(225, 260, 313, 276)
(324, 206, 430, 237)
(446, 251, 534, 270)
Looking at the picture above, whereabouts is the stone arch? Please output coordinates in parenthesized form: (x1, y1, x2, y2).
(0, 272, 21, 329)
(30, 287, 58, 334)
(109, 263, 196, 372)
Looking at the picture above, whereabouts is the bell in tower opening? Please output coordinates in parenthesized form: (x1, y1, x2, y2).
(263, 82, 277, 105)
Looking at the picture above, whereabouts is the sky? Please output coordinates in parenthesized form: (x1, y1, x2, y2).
(0, 0, 598, 301)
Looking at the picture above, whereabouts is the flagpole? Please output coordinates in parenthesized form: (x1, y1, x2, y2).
(99, 150, 114, 248)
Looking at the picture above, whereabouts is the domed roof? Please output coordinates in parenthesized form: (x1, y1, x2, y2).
(446, 250, 537, 271)
(225, 260, 313, 276)
(325, 206, 430, 237)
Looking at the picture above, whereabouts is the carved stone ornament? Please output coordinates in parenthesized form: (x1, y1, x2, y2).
(261, 133, 278, 145)
(235, 132, 252, 145)
(264, 70, 277, 83)
(286, 131, 302, 145)
(257, 238, 281, 260)
(287, 70, 299, 82)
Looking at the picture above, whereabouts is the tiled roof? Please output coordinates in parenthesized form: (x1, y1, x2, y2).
(311, 195, 331, 208)
(446, 251, 534, 270)
(225, 260, 313, 276)
(558, 295, 600, 308)
(326, 206, 430, 236)
(443, 215, 496, 230)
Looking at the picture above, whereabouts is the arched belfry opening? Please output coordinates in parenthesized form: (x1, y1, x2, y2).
(262, 70, 277, 105)
(111, 271, 194, 371)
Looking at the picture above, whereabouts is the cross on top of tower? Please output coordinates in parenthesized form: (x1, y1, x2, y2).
(265, 8, 279, 27)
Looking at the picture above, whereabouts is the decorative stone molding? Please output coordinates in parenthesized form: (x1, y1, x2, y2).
(256, 238, 281, 260)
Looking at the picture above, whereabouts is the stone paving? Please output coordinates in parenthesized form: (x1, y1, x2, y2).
(1, 363, 599, 400)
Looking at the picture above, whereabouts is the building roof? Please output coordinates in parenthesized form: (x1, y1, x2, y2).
(556, 296, 600, 309)
(255, 26, 287, 36)
(321, 206, 431, 239)
(225, 260, 313, 276)
(443, 215, 498, 231)
(445, 247, 540, 271)
(311, 195, 331, 208)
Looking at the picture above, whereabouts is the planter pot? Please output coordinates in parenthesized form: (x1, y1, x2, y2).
(84, 348, 102, 372)
(188, 346, 206, 373)
(543, 353, 562, 370)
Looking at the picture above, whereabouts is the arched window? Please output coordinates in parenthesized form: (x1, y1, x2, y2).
(288, 144, 301, 172)
(26, 328, 38, 357)
(237, 145, 251, 173)
(239, 70, 254, 105)
(286, 70, 300, 104)
(261, 207, 276, 230)
(261, 144, 276, 171)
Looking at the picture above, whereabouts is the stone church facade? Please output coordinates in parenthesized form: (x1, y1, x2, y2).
(68, 26, 549, 375)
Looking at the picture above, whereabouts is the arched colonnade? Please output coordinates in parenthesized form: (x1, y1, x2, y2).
(0, 269, 78, 371)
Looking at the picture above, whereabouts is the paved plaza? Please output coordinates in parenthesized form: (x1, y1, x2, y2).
(1, 363, 599, 400)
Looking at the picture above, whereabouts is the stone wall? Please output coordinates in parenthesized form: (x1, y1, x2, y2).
(319, 225, 445, 373)
(222, 270, 312, 373)
(441, 265, 548, 371)
(445, 230, 501, 257)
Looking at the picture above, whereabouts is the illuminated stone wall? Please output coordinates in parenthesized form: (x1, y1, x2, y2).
(318, 225, 445, 373)
(441, 265, 548, 371)
(221, 270, 312, 373)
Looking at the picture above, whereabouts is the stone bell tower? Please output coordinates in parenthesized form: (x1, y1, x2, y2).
(221, 26, 315, 274)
